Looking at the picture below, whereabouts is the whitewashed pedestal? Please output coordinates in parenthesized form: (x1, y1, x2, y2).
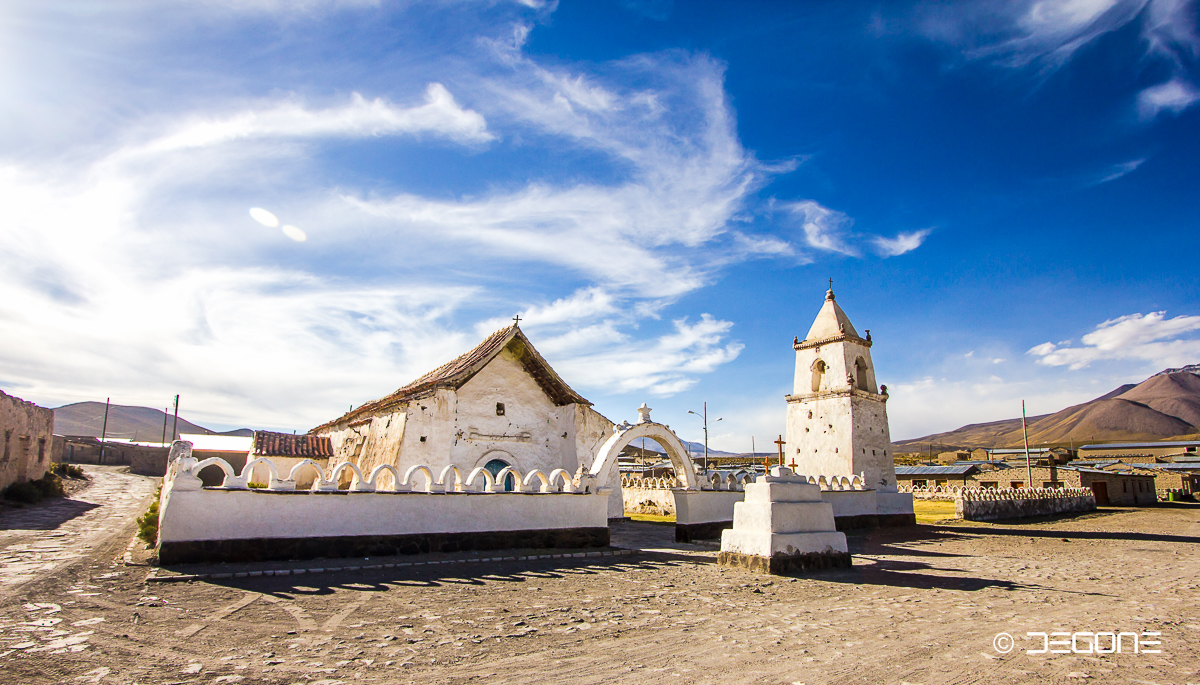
(718, 466, 851, 574)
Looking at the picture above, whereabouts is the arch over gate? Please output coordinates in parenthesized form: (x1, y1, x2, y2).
(590, 419, 698, 490)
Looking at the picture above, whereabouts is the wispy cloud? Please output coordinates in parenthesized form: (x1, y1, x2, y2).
(127, 85, 492, 157)
(1028, 311, 1200, 369)
(1138, 78, 1200, 119)
(551, 314, 744, 396)
(872, 228, 932, 257)
(918, 0, 1200, 118)
(0, 10, 763, 427)
(788, 200, 859, 256)
(1091, 157, 1146, 184)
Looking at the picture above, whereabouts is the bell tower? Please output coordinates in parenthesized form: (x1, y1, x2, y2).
(784, 286, 897, 492)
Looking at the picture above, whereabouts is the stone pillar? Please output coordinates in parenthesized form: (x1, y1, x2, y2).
(718, 466, 850, 574)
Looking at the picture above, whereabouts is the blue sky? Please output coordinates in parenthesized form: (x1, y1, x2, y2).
(1, 0, 1198, 448)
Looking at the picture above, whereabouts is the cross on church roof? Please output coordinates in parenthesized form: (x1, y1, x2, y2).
(513, 314, 521, 326)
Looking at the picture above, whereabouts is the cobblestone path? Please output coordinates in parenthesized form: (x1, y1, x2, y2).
(0, 467, 157, 592)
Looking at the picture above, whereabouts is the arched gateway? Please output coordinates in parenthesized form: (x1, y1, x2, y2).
(589, 403, 698, 491)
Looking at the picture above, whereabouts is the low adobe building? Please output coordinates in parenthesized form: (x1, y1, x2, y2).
(0, 390, 56, 490)
(1079, 440, 1200, 462)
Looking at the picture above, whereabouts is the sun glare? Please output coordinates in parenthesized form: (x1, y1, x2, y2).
(249, 207, 279, 227)
(281, 225, 307, 242)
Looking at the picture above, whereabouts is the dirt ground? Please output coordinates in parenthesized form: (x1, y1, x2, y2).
(1, 471, 1198, 685)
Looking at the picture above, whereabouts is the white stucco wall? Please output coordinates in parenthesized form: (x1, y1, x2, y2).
(672, 490, 745, 524)
(158, 487, 610, 543)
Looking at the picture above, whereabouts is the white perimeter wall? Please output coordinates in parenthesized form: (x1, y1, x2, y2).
(159, 487, 610, 543)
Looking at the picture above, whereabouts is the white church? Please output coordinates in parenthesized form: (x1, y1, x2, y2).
(309, 285, 913, 529)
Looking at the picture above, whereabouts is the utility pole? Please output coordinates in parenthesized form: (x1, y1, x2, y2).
(688, 402, 721, 474)
(1021, 400, 1032, 489)
(99, 398, 111, 465)
(171, 394, 180, 442)
(751, 436, 756, 462)
(161, 408, 169, 445)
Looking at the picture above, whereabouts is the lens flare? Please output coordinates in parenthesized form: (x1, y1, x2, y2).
(281, 225, 307, 242)
(249, 207, 279, 227)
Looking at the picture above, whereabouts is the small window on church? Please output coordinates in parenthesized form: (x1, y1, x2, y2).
(496, 402, 506, 416)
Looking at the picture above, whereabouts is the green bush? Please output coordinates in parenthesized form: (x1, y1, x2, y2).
(247, 481, 267, 489)
(136, 496, 160, 546)
(51, 463, 85, 479)
(35, 473, 63, 498)
(4, 481, 42, 504)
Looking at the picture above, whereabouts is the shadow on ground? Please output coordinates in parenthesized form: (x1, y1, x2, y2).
(0, 498, 101, 530)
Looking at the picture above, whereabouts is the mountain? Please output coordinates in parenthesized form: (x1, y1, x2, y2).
(894, 369, 1200, 451)
(52, 402, 252, 441)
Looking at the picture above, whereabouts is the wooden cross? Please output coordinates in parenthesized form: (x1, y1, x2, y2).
(828, 277, 833, 290)
(774, 435, 786, 467)
(513, 314, 522, 326)
(789, 458, 798, 470)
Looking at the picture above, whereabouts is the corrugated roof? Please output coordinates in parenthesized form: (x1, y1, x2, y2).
(1080, 441, 1200, 449)
(253, 431, 333, 458)
(895, 465, 979, 476)
(310, 325, 589, 433)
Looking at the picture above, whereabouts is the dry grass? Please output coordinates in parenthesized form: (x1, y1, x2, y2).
(627, 513, 676, 523)
(913, 499, 958, 524)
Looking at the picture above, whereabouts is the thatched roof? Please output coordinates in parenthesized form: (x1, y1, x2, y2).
(310, 325, 589, 433)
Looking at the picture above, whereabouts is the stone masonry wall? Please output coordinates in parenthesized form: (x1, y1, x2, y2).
(956, 489, 1096, 521)
(0, 390, 54, 490)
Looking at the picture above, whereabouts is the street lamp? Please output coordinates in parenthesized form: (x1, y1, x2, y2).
(688, 402, 722, 473)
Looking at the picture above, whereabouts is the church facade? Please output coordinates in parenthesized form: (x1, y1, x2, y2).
(310, 325, 614, 490)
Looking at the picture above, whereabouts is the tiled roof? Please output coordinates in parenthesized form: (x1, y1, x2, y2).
(253, 431, 333, 458)
(310, 325, 589, 433)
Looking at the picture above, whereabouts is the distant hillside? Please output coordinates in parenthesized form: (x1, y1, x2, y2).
(53, 402, 252, 441)
(894, 369, 1200, 451)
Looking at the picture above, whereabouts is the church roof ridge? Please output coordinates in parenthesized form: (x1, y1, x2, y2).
(310, 323, 589, 433)
(802, 287, 861, 343)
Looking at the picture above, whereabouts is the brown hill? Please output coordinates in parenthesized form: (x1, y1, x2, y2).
(894, 370, 1200, 451)
(52, 402, 251, 441)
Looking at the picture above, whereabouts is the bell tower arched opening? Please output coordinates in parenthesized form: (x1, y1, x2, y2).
(811, 359, 826, 393)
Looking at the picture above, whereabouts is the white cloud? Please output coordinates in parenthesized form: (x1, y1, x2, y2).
(552, 314, 744, 397)
(127, 85, 492, 157)
(872, 228, 932, 257)
(0, 20, 763, 429)
(1138, 78, 1200, 119)
(887, 374, 1104, 440)
(787, 200, 858, 256)
(1028, 311, 1200, 369)
(476, 287, 618, 334)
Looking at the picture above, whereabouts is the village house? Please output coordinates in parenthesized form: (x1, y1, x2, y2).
(1096, 462, 1200, 501)
(309, 324, 616, 496)
(1079, 440, 1200, 462)
(970, 465, 1155, 506)
(0, 389, 57, 491)
(895, 464, 982, 489)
